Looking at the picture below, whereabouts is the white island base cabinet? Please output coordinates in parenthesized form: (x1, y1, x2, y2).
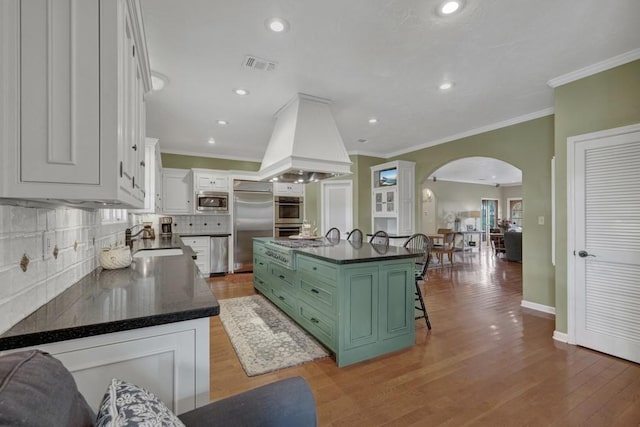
(10, 318, 210, 415)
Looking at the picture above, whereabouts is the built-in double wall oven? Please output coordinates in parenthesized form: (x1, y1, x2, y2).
(274, 196, 303, 237)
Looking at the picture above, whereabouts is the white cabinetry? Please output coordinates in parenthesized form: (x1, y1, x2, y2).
(274, 183, 304, 197)
(9, 318, 210, 415)
(162, 169, 192, 214)
(371, 161, 415, 238)
(0, 0, 151, 207)
(193, 169, 228, 192)
(135, 138, 161, 213)
(183, 236, 211, 276)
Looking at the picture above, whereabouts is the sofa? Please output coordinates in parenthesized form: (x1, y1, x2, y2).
(0, 350, 317, 426)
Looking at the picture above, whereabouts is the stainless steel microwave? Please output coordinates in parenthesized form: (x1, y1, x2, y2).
(196, 191, 228, 212)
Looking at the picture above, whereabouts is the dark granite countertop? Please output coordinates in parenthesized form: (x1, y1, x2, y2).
(261, 238, 422, 265)
(179, 233, 231, 237)
(0, 237, 219, 351)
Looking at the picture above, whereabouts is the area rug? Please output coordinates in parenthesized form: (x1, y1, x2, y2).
(218, 295, 330, 377)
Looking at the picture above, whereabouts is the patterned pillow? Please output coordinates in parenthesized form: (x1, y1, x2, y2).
(96, 378, 185, 427)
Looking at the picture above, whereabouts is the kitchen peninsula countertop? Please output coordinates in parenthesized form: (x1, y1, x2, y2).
(0, 237, 219, 351)
(263, 238, 422, 264)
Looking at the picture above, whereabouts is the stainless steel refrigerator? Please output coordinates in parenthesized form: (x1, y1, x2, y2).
(233, 180, 273, 272)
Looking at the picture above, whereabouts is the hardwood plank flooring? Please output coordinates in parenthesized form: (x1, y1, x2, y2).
(207, 250, 640, 426)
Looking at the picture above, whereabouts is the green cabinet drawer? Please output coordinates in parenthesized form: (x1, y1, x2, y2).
(269, 264, 296, 291)
(297, 256, 337, 284)
(254, 242, 267, 256)
(298, 300, 336, 351)
(299, 277, 336, 315)
(253, 255, 268, 277)
(270, 286, 297, 317)
(253, 274, 268, 294)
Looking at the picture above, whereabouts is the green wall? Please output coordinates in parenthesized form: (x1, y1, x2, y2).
(389, 116, 555, 307)
(553, 60, 640, 333)
(161, 153, 260, 171)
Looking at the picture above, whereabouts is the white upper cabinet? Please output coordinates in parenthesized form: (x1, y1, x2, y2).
(162, 168, 192, 214)
(0, 0, 151, 207)
(193, 170, 229, 192)
(134, 138, 161, 214)
(371, 160, 415, 237)
(274, 183, 304, 197)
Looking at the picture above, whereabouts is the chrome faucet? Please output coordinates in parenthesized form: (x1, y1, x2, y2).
(125, 224, 148, 247)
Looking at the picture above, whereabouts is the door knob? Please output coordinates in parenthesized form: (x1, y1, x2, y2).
(578, 250, 595, 258)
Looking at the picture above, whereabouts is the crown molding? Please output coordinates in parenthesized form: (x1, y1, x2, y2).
(160, 148, 262, 163)
(346, 149, 387, 158)
(547, 48, 640, 88)
(384, 107, 554, 158)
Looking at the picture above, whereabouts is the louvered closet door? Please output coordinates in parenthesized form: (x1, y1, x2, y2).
(574, 129, 640, 363)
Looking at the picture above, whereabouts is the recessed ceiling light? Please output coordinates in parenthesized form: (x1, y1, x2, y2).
(217, 120, 228, 126)
(233, 88, 249, 96)
(439, 81, 454, 90)
(368, 118, 378, 124)
(208, 137, 215, 145)
(439, 1, 464, 15)
(266, 17, 290, 33)
(297, 179, 304, 183)
(150, 71, 169, 91)
(273, 177, 279, 181)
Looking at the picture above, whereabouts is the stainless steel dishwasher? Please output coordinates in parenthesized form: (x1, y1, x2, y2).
(210, 235, 229, 275)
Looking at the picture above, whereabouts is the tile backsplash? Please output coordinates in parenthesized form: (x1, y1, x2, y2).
(0, 204, 128, 333)
(138, 214, 231, 235)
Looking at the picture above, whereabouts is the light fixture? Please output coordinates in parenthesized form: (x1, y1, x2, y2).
(217, 120, 228, 126)
(150, 71, 169, 91)
(368, 118, 378, 124)
(208, 137, 215, 145)
(265, 17, 290, 33)
(438, 0, 464, 15)
(357, 138, 368, 144)
(233, 88, 249, 96)
(439, 81, 454, 90)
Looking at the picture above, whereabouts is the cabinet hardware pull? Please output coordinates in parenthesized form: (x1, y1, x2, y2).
(132, 176, 135, 188)
(311, 288, 319, 294)
(132, 144, 137, 151)
(278, 296, 285, 301)
(279, 275, 285, 279)
(312, 267, 317, 270)
(119, 161, 123, 177)
(140, 161, 145, 167)
(310, 318, 319, 324)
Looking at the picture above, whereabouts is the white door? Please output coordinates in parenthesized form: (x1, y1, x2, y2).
(568, 123, 640, 364)
(321, 180, 353, 239)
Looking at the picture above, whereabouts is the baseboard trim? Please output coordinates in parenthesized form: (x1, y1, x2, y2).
(553, 331, 569, 343)
(520, 300, 556, 315)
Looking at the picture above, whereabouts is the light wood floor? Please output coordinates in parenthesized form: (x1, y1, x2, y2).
(207, 250, 640, 426)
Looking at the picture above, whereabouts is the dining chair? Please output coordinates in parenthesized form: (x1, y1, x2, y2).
(368, 230, 389, 247)
(346, 228, 363, 243)
(431, 232, 456, 265)
(325, 227, 341, 242)
(490, 233, 506, 257)
(433, 228, 452, 247)
(403, 233, 433, 330)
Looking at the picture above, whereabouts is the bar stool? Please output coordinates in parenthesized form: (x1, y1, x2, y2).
(403, 233, 432, 330)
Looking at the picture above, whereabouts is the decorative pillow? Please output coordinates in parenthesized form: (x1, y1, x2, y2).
(96, 378, 185, 427)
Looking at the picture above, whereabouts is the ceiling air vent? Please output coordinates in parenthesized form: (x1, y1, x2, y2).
(243, 55, 277, 72)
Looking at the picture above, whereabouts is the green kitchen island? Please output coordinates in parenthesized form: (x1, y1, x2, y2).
(253, 238, 422, 367)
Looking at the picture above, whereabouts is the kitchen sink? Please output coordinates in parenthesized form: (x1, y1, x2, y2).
(132, 248, 183, 258)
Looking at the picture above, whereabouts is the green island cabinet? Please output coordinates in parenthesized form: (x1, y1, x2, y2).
(253, 239, 418, 367)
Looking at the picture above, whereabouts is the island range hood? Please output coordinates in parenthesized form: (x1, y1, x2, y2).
(259, 93, 352, 183)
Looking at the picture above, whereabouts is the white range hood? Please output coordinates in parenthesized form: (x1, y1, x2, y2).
(259, 93, 352, 183)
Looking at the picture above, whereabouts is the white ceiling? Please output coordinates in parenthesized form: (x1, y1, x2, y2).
(430, 157, 521, 186)
(140, 0, 640, 169)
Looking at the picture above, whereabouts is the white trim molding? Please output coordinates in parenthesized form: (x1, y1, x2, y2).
(386, 108, 554, 158)
(547, 48, 640, 88)
(160, 148, 262, 163)
(521, 300, 556, 315)
(553, 331, 569, 343)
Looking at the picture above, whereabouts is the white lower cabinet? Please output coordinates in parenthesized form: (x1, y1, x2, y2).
(6, 318, 211, 415)
(183, 236, 211, 276)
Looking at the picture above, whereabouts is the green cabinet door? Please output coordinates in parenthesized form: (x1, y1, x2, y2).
(379, 263, 414, 340)
(343, 265, 379, 349)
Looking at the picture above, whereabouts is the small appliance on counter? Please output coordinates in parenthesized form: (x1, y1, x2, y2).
(143, 222, 155, 239)
(160, 216, 173, 237)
